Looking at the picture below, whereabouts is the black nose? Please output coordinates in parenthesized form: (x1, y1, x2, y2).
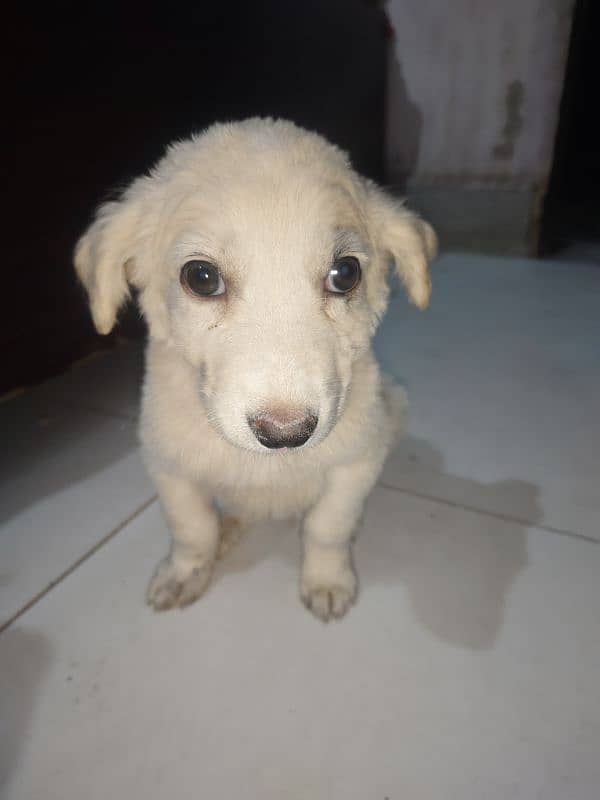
(248, 409, 318, 449)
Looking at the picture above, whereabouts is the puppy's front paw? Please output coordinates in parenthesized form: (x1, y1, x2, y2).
(300, 564, 357, 622)
(147, 558, 213, 611)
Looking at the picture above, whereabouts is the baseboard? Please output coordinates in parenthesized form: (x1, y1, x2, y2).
(390, 184, 538, 257)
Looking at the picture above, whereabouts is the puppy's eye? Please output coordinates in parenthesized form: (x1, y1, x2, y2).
(325, 257, 361, 294)
(180, 260, 225, 297)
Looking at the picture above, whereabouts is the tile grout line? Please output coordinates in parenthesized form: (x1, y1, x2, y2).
(377, 482, 599, 544)
(0, 495, 158, 635)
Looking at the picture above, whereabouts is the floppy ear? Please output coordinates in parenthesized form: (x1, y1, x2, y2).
(367, 186, 437, 309)
(74, 193, 145, 335)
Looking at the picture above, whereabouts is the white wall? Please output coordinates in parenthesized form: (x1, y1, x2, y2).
(385, 0, 574, 193)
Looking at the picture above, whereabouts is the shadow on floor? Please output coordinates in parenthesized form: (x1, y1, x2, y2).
(213, 437, 537, 651)
(0, 629, 53, 793)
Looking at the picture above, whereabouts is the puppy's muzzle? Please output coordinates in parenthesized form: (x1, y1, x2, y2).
(248, 408, 318, 449)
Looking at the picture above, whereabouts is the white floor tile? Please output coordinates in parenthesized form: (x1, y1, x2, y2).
(1, 488, 598, 799)
(375, 253, 600, 539)
(0, 396, 154, 627)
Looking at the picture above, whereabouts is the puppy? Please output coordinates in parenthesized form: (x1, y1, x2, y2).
(75, 118, 436, 621)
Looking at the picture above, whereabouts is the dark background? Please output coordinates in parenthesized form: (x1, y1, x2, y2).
(3, 1, 388, 394)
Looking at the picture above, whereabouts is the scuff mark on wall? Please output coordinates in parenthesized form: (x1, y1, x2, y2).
(492, 80, 525, 160)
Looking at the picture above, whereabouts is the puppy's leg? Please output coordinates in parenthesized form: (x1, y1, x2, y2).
(216, 513, 246, 560)
(147, 471, 219, 611)
(301, 459, 380, 621)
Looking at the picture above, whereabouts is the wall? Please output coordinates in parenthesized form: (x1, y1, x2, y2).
(385, 0, 575, 253)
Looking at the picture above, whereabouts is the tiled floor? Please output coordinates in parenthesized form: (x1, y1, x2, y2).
(1, 252, 599, 799)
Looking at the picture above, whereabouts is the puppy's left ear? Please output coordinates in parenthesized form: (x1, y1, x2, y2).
(367, 186, 437, 309)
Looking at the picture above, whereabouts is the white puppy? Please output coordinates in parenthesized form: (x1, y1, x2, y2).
(75, 118, 436, 621)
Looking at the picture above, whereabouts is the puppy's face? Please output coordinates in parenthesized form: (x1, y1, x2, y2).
(75, 119, 436, 452)
(162, 172, 384, 452)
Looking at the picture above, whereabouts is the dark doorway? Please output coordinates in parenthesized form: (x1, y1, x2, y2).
(539, 0, 600, 257)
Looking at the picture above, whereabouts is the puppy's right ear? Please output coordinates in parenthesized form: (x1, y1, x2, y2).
(74, 192, 145, 335)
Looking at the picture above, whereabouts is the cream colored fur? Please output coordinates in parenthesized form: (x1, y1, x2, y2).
(74, 118, 436, 621)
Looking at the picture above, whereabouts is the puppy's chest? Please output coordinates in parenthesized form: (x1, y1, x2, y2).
(206, 453, 325, 520)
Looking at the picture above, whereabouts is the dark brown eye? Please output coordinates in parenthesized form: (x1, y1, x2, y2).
(325, 257, 361, 294)
(180, 260, 225, 297)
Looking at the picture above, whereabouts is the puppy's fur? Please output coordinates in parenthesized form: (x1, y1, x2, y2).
(75, 118, 436, 621)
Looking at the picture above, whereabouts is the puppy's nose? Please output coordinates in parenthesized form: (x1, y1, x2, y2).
(248, 408, 318, 449)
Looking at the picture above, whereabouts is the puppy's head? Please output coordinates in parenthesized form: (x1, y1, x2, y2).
(75, 119, 436, 452)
